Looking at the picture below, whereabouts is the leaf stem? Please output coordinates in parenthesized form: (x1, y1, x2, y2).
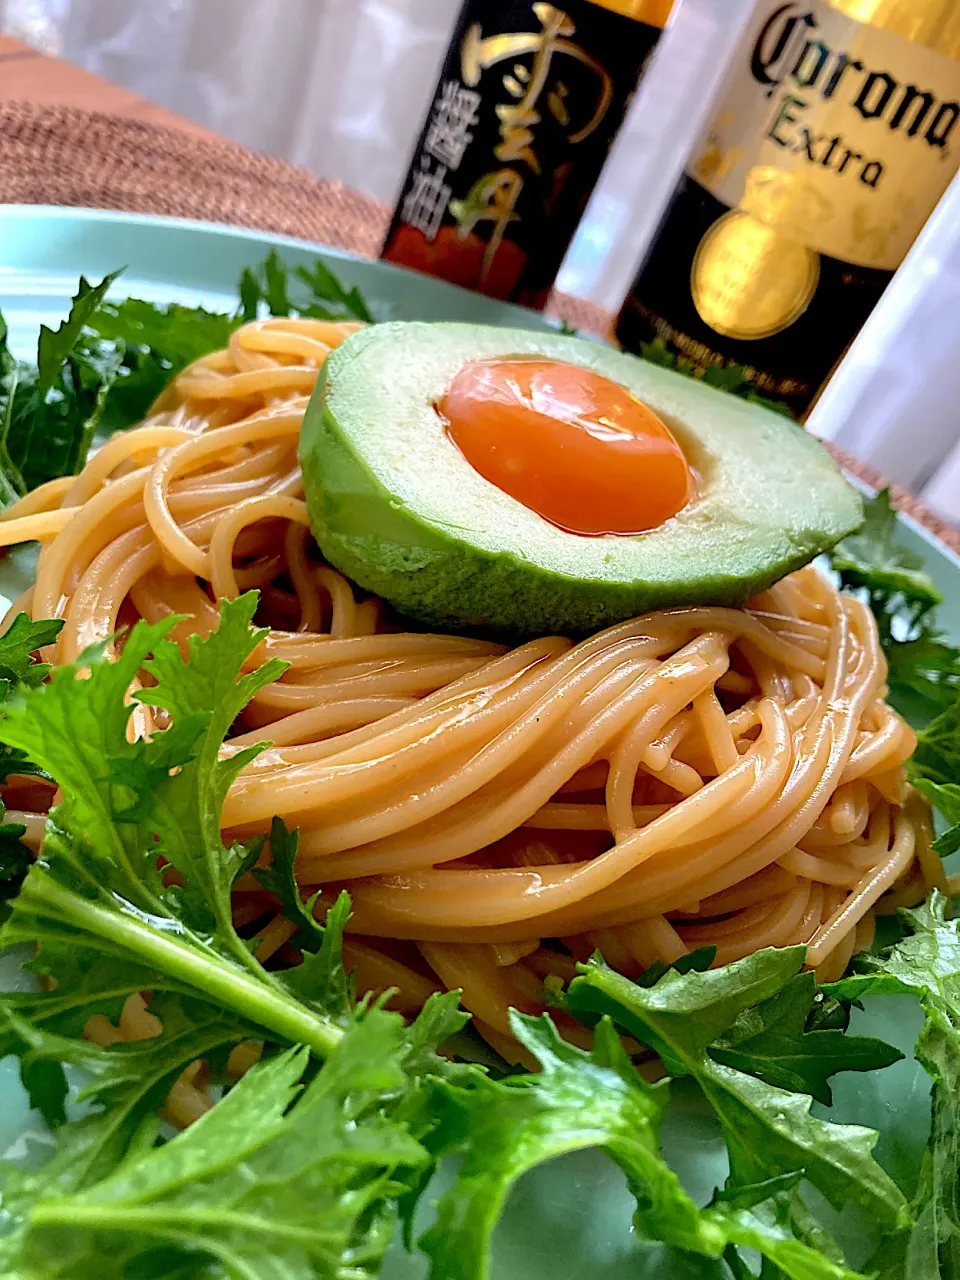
(30, 1203, 335, 1246)
(23, 874, 343, 1059)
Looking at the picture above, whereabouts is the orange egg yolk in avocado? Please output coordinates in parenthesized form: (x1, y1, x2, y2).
(439, 359, 693, 536)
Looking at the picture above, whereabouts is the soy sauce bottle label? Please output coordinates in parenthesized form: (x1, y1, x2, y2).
(382, 1, 661, 310)
(617, 0, 960, 415)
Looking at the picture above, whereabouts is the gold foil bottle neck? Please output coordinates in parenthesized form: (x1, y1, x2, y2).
(824, 0, 960, 56)
(584, 0, 674, 29)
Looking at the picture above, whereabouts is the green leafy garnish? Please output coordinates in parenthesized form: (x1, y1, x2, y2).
(419, 1013, 721, 1278)
(0, 938, 260, 1133)
(0, 274, 124, 503)
(828, 893, 960, 1277)
(638, 336, 795, 418)
(253, 816, 327, 954)
(0, 826, 32, 923)
(709, 1183, 864, 1280)
(636, 943, 716, 987)
(907, 695, 960, 856)
(421, 1010, 869, 1280)
(831, 489, 942, 610)
(710, 969, 903, 1106)
(0, 254, 375, 502)
(0, 593, 344, 1059)
(830, 490, 960, 725)
(86, 252, 373, 434)
(566, 950, 909, 1231)
(85, 250, 374, 433)
(1, 1032, 431, 1278)
(0, 613, 61, 693)
(239, 248, 374, 324)
(833, 492, 960, 855)
(0, 613, 63, 786)
(85, 297, 240, 431)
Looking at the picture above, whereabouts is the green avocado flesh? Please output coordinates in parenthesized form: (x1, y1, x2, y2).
(300, 322, 863, 635)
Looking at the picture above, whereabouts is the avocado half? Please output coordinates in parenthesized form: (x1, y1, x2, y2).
(300, 323, 862, 635)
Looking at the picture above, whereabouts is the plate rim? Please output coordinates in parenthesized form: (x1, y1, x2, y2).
(0, 202, 556, 334)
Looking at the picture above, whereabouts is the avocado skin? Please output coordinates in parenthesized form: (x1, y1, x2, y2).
(300, 323, 863, 636)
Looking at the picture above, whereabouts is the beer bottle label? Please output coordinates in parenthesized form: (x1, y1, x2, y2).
(618, 0, 960, 414)
(382, 1, 660, 310)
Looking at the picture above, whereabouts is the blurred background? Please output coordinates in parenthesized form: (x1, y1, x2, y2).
(0, 0, 749, 309)
(1, 0, 957, 524)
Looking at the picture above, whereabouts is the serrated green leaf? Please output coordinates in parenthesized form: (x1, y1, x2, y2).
(133, 592, 288, 914)
(832, 490, 941, 611)
(19, 1057, 69, 1129)
(636, 944, 716, 988)
(829, 491, 960, 728)
(238, 266, 260, 322)
(85, 296, 241, 430)
(294, 259, 375, 323)
(567, 953, 908, 1230)
(0, 255, 372, 496)
(636, 337, 794, 417)
(885, 634, 960, 723)
(0, 274, 125, 500)
(279, 891, 355, 1025)
(823, 892, 960, 1274)
(419, 1013, 723, 1280)
(253, 816, 328, 953)
(0, 595, 344, 1059)
(1, 946, 256, 1150)
(0, 821, 32, 920)
(262, 248, 294, 315)
(700, 1056, 904, 1221)
(35, 272, 124, 397)
(6, 1024, 431, 1280)
(420, 1006, 875, 1280)
(711, 971, 902, 1105)
(0, 614, 62, 685)
(907, 694, 960, 857)
(707, 1195, 866, 1280)
(911, 697, 960, 787)
(240, 252, 374, 324)
(572, 947, 806, 1070)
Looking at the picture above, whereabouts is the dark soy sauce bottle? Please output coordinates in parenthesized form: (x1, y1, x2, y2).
(382, 0, 674, 310)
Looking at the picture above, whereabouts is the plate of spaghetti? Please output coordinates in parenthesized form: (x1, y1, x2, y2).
(0, 205, 958, 1280)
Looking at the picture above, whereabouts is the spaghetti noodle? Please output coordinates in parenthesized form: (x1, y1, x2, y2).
(0, 315, 937, 1062)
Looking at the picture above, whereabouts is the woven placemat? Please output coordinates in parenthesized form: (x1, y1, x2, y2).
(0, 100, 955, 554)
(0, 100, 391, 255)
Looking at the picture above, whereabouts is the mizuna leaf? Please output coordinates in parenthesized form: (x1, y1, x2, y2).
(0, 595, 343, 1059)
(567, 953, 908, 1230)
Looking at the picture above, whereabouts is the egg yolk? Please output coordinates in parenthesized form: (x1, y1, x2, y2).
(439, 359, 692, 536)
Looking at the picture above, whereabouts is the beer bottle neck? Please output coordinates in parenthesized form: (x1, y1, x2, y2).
(824, 0, 960, 56)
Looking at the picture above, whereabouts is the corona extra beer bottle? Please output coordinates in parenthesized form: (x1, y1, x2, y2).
(616, 0, 960, 416)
